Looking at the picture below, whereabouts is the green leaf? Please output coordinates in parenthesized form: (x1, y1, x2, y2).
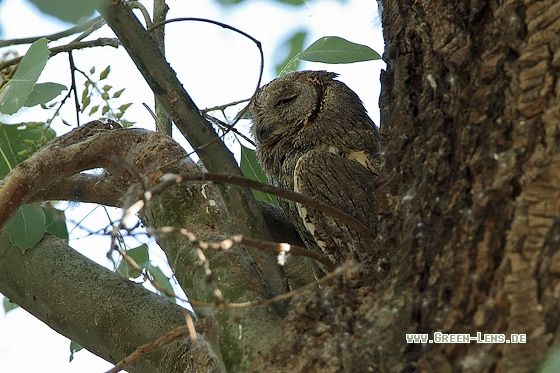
(89, 105, 99, 115)
(28, 0, 100, 24)
(121, 120, 135, 128)
(119, 103, 132, 112)
(16, 150, 32, 157)
(215, 0, 245, 5)
(69, 341, 83, 362)
(44, 206, 68, 239)
(81, 85, 89, 100)
(240, 145, 277, 205)
(299, 36, 381, 64)
(276, 0, 305, 4)
(0, 122, 56, 178)
(4, 204, 46, 252)
(117, 244, 149, 278)
(112, 88, 125, 98)
(24, 82, 67, 107)
(3, 297, 19, 313)
(148, 265, 175, 302)
(275, 30, 307, 76)
(0, 38, 49, 114)
(99, 66, 110, 80)
(81, 95, 90, 112)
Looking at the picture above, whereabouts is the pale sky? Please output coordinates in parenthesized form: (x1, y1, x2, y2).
(0, 0, 384, 370)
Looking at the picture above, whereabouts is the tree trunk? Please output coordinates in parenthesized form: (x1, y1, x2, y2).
(373, 0, 560, 371)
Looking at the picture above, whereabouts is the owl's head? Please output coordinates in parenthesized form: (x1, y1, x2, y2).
(250, 71, 339, 145)
(250, 70, 374, 178)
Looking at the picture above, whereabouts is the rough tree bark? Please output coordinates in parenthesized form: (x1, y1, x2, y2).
(375, 0, 560, 371)
(1, 0, 560, 372)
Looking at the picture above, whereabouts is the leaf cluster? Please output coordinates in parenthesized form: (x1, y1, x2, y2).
(79, 65, 135, 127)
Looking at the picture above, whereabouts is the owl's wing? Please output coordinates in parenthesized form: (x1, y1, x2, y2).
(292, 149, 377, 266)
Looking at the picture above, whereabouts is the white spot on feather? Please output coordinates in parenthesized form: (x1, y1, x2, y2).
(294, 155, 327, 254)
(346, 150, 377, 173)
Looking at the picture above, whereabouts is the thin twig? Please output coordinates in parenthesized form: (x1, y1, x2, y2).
(187, 263, 352, 309)
(67, 52, 81, 126)
(129, 1, 153, 28)
(148, 17, 264, 146)
(205, 114, 256, 147)
(148, 17, 264, 105)
(148, 173, 377, 245)
(0, 16, 105, 47)
(152, 226, 335, 271)
(71, 16, 106, 43)
(0, 38, 120, 71)
(105, 325, 190, 373)
(202, 98, 250, 114)
(183, 310, 197, 346)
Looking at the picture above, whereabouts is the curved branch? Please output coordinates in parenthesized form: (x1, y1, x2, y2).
(149, 17, 265, 108)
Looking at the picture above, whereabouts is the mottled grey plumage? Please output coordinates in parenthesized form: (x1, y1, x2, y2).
(250, 71, 380, 268)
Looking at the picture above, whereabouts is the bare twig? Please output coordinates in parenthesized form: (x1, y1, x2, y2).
(129, 0, 153, 28)
(71, 16, 106, 43)
(183, 310, 197, 346)
(205, 114, 256, 147)
(149, 17, 264, 110)
(187, 263, 352, 309)
(0, 38, 120, 71)
(149, 17, 264, 145)
(148, 173, 377, 245)
(0, 16, 105, 47)
(202, 98, 250, 114)
(152, 225, 336, 271)
(194, 247, 226, 305)
(67, 52, 81, 126)
(105, 325, 191, 373)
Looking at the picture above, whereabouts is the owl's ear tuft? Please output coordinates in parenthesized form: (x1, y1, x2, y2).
(308, 70, 339, 83)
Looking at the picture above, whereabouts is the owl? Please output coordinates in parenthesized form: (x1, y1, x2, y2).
(250, 71, 380, 269)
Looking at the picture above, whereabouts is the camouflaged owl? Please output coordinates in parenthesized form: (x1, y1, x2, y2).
(250, 71, 380, 269)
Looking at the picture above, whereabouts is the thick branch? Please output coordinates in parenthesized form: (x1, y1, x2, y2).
(94, 1, 260, 219)
(0, 232, 219, 373)
(0, 121, 135, 228)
